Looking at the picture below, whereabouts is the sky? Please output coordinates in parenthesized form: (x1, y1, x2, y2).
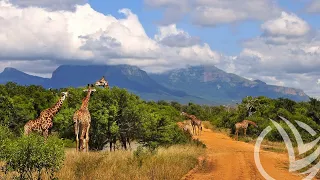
(0, 0, 319, 98)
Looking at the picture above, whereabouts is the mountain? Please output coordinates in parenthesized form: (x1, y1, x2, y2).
(0, 67, 49, 86)
(49, 65, 190, 96)
(0, 65, 210, 104)
(149, 65, 309, 104)
(0, 65, 310, 105)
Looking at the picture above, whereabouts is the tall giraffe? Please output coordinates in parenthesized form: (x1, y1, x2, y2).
(24, 91, 69, 139)
(180, 112, 202, 135)
(235, 120, 258, 140)
(73, 84, 96, 152)
(95, 76, 109, 89)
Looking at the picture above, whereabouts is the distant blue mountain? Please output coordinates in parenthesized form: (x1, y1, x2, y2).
(149, 65, 309, 104)
(0, 65, 310, 105)
(0, 67, 49, 86)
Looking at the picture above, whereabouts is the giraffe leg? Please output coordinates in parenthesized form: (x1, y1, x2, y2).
(80, 126, 87, 152)
(235, 129, 238, 140)
(192, 125, 194, 135)
(74, 121, 79, 152)
(196, 126, 198, 136)
(244, 128, 247, 137)
(43, 129, 49, 141)
(193, 125, 196, 135)
(85, 123, 90, 152)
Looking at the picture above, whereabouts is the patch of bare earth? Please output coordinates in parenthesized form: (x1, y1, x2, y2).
(182, 128, 304, 180)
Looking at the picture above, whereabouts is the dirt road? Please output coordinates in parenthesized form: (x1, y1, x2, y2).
(182, 128, 305, 180)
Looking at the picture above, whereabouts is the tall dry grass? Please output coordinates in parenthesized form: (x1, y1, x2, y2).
(56, 145, 204, 180)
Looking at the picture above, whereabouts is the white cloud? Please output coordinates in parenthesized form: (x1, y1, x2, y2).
(260, 12, 311, 45)
(154, 24, 200, 47)
(306, 0, 320, 13)
(215, 12, 320, 98)
(317, 79, 320, 85)
(145, 0, 282, 26)
(0, 0, 220, 75)
(261, 12, 310, 37)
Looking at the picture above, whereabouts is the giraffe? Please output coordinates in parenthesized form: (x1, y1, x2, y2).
(180, 112, 203, 135)
(24, 91, 69, 139)
(177, 121, 193, 135)
(73, 84, 96, 152)
(95, 76, 109, 89)
(235, 120, 258, 140)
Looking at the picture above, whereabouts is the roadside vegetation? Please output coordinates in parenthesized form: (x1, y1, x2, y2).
(1, 82, 320, 179)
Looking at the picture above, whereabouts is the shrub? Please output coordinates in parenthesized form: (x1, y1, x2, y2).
(0, 134, 65, 180)
(0, 125, 14, 145)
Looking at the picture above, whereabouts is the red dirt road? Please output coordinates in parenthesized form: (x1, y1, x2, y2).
(182, 129, 305, 180)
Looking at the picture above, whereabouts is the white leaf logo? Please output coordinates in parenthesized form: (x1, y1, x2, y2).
(254, 116, 320, 180)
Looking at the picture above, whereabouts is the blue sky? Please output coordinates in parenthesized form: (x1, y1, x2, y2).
(90, 0, 261, 55)
(89, 0, 320, 55)
(0, 0, 319, 97)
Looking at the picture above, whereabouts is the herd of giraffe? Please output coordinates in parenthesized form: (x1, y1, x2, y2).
(24, 76, 109, 152)
(23, 75, 258, 153)
(180, 112, 203, 136)
(179, 112, 258, 140)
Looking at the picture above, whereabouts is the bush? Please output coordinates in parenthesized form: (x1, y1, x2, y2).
(0, 125, 14, 145)
(0, 134, 65, 180)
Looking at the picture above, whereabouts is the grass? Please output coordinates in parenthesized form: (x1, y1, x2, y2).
(1, 145, 205, 180)
(56, 144, 205, 180)
(202, 121, 215, 131)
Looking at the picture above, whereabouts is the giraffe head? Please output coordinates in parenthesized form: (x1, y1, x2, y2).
(95, 76, 109, 88)
(60, 91, 69, 101)
(83, 84, 96, 93)
(180, 112, 187, 116)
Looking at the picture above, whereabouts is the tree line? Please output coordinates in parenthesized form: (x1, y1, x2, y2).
(1, 82, 320, 147)
(0, 82, 193, 151)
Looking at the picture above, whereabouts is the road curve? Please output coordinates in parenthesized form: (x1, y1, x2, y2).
(182, 129, 304, 180)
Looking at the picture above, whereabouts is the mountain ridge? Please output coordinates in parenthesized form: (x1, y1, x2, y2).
(0, 65, 309, 104)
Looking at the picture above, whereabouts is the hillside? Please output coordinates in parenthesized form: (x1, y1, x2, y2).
(0, 67, 49, 86)
(150, 66, 309, 104)
(0, 65, 309, 104)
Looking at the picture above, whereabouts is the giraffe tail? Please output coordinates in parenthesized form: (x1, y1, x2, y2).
(68, 121, 77, 128)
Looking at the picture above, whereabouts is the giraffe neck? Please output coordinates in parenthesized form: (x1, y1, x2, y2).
(49, 95, 66, 115)
(80, 91, 92, 110)
(186, 113, 196, 119)
(245, 120, 255, 126)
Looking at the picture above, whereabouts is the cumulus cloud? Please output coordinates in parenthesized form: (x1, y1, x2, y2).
(306, 0, 320, 13)
(144, 0, 282, 26)
(261, 12, 310, 37)
(154, 24, 200, 47)
(260, 12, 311, 45)
(0, 0, 220, 75)
(215, 12, 320, 98)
